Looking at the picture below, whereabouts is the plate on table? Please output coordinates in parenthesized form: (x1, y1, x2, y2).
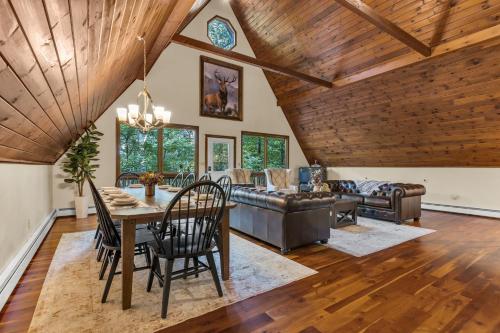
(112, 197, 138, 206)
(103, 189, 122, 194)
(101, 186, 118, 190)
(194, 193, 213, 200)
(167, 187, 182, 192)
(128, 184, 143, 188)
(108, 193, 130, 199)
(158, 185, 171, 190)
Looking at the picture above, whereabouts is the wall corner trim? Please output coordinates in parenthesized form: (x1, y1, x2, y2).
(0, 209, 57, 311)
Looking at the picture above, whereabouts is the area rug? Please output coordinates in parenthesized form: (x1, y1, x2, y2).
(28, 231, 316, 333)
(326, 217, 436, 257)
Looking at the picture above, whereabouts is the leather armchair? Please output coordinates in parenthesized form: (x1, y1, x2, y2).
(264, 168, 298, 193)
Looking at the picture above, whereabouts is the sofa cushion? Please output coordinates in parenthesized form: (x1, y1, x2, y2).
(231, 187, 335, 213)
(364, 196, 391, 208)
(341, 194, 364, 204)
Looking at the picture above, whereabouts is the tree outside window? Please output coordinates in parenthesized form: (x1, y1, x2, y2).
(242, 132, 288, 171)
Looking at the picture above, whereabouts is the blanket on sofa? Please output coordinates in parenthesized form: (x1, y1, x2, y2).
(354, 180, 388, 195)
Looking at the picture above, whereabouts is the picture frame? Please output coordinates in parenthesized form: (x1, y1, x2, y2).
(200, 56, 243, 121)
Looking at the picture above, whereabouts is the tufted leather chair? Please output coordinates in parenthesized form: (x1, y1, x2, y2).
(230, 187, 335, 253)
(325, 180, 426, 224)
(264, 168, 298, 193)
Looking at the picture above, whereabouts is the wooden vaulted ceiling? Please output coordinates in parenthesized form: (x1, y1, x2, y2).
(0, 0, 499, 166)
(0, 0, 195, 164)
(230, 0, 500, 166)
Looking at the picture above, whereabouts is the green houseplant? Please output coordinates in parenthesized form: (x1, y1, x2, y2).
(62, 123, 103, 218)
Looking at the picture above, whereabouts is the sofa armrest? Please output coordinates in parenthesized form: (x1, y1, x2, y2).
(389, 183, 426, 197)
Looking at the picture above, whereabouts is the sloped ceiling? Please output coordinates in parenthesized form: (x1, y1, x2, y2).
(230, 0, 500, 166)
(0, 0, 499, 166)
(0, 0, 194, 164)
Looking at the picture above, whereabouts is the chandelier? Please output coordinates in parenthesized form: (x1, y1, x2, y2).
(116, 35, 171, 132)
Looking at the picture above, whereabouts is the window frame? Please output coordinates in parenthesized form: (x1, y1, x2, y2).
(207, 15, 237, 50)
(241, 131, 289, 171)
(116, 120, 199, 179)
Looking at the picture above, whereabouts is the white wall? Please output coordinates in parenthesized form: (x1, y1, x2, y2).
(52, 0, 308, 209)
(328, 167, 500, 211)
(0, 164, 53, 274)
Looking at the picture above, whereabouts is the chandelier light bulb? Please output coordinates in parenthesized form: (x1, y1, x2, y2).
(163, 110, 172, 123)
(116, 107, 127, 122)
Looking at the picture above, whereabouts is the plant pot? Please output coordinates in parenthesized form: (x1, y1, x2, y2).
(145, 184, 155, 196)
(75, 196, 88, 219)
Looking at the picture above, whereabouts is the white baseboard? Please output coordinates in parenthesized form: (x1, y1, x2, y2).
(0, 209, 58, 311)
(56, 207, 96, 217)
(422, 203, 500, 219)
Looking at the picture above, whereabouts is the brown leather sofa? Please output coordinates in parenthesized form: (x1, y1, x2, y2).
(230, 187, 336, 254)
(325, 180, 426, 224)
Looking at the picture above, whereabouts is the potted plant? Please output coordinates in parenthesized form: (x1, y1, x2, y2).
(62, 123, 103, 218)
(139, 172, 164, 196)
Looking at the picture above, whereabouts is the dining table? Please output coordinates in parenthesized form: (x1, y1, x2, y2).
(102, 185, 236, 310)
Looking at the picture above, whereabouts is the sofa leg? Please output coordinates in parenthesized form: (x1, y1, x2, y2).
(396, 220, 402, 225)
(320, 239, 328, 244)
(413, 217, 420, 222)
(280, 248, 290, 255)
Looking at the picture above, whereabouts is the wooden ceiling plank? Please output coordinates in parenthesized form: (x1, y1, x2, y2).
(334, 0, 431, 57)
(0, 95, 63, 154)
(0, 145, 54, 164)
(69, 0, 89, 128)
(9, 0, 79, 139)
(0, 57, 66, 150)
(43, 0, 84, 135)
(171, 34, 333, 88)
(334, 25, 500, 87)
(87, 0, 104, 123)
(0, 123, 59, 159)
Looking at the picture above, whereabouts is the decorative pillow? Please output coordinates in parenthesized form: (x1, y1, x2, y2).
(354, 180, 389, 195)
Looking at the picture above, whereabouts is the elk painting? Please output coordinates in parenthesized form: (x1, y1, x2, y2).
(200, 56, 243, 121)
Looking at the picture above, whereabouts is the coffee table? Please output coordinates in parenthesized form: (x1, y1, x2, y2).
(332, 199, 357, 228)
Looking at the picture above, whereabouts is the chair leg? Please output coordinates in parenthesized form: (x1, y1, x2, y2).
(183, 258, 189, 279)
(95, 233, 102, 249)
(147, 255, 158, 292)
(161, 259, 174, 319)
(94, 224, 100, 240)
(194, 257, 199, 278)
(97, 244, 105, 262)
(102, 251, 120, 303)
(206, 252, 223, 297)
(99, 249, 110, 280)
(144, 245, 152, 267)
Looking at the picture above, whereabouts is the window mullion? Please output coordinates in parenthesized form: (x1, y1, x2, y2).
(158, 129, 164, 173)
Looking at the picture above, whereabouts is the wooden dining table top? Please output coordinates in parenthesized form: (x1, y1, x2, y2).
(103, 186, 236, 221)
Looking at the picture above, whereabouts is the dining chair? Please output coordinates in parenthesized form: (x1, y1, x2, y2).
(170, 172, 183, 187)
(146, 181, 226, 318)
(181, 173, 196, 187)
(115, 172, 140, 188)
(198, 173, 211, 181)
(88, 177, 154, 303)
(216, 175, 232, 200)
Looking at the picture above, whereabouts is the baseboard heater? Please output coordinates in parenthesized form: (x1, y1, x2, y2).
(57, 206, 96, 217)
(422, 202, 500, 219)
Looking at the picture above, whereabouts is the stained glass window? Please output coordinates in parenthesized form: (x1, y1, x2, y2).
(207, 16, 236, 50)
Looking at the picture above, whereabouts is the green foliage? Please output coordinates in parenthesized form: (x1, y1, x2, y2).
(163, 128, 196, 173)
(212, 143, 229, 171)
(62, 123, 103, 196)
(242, 134, 287, 171)
(119, 124, 158, 173)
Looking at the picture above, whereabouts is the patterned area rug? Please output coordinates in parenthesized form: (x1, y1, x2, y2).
(29, 231, 316, 332)
(326, 217, 436, 257)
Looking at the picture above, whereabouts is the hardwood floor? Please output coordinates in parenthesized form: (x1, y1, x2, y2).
(1, 211, 500, 332)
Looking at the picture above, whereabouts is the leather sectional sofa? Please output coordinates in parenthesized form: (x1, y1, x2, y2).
(230, 187, 336, 253)
(326, 180, 426, 224)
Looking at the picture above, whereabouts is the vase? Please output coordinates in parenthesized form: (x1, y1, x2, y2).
(145, 184, 155, 196)
(74, 196, 88, 219)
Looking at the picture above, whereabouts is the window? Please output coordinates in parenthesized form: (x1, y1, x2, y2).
(117, 122, 199, 176)
(241, 131, 289, 171)
(207, 16, 236, 50)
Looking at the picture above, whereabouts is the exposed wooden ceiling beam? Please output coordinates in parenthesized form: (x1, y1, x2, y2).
(142, 0, 197, 76)
(171, 34, 333, 88)
(335, 0, 431, 57)
(334, 25, 500, 87)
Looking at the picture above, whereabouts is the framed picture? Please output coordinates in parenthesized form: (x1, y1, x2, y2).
(200, 56, 243, 121)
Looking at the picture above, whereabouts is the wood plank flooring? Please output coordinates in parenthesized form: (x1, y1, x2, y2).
(1, 211, 500, 332)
